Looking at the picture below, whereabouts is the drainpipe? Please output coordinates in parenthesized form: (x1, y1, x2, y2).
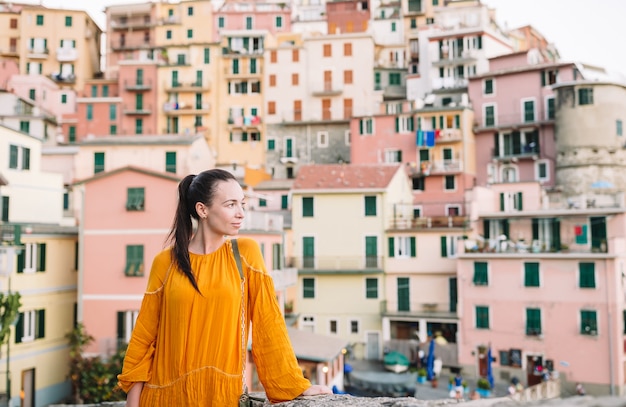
(606, 257, 615, 395)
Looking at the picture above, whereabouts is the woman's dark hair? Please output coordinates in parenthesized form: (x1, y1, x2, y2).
(166, 169, 237, 291)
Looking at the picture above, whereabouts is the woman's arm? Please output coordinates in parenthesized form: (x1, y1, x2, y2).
(301, 385, 333, 396)
(125, 382, 144, 407)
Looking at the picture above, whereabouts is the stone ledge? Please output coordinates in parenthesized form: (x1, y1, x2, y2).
(50, 394, 621, 407)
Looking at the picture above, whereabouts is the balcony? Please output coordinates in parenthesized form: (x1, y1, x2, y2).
(380, 300, 457, 317)
(431, 77, 468, 90)
(49, 73, 76, 84)
(423, 159, 463, 174)
(110, 18, 156, 30)
(434, 49, 480, 66)
(0, 45, 18, 57)
(227, 115, 261, 128)
(241, 211, 283, 232)
(27, 47, 49, 59)
(124, 79, 152, 91)
(383, 85, 406, 100)
(434, 128, 462, 143)
(123, 104, 152, 115)
(475, 113, 552, 132)
(286, 255, 383, 271)
(56, 47, 78, 62)
(111, 40, 152, 51)
(164, 80, 210, 92)
(163, 102, 210, 115)
(312, 81, 343, 96)
(388, 216, 469, 230)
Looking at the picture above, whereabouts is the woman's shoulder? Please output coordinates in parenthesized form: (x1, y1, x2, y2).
(147, 248, 175, 287)
(231, 237, 260, 253)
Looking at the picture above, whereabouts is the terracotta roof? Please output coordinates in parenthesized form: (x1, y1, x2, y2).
(72, 165, 181, 185)
(293, 164, 402, 191)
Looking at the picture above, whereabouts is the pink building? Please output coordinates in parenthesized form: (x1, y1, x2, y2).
(458, 181, 626, 396)
(213, 0, 291, 42)
(468, 49, 578, 188)
(74, 166, 180, 355)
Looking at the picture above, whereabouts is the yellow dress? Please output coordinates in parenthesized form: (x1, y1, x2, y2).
(117, 238, 311, 406)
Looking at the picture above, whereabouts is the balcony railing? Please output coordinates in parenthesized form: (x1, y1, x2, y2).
(125, 79, 152, 91)
(312, 81, 343, 96)
(420, 159, 463, 174)
(286, 255, 383, 270)
(56, 47, 78, 62)
(123, 104, 152, 115)
(240, 211, 283, 232)
(164, 80, 211, 92)
(380, 300, 457, 315)
(432, 77, 468, 90)
(27, 47, 49, 58)
(388, 216, 468, 230)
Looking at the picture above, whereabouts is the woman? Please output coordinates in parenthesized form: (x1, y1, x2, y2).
(118, 169, 331, 406)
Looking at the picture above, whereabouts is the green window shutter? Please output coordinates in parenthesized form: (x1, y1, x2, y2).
(117, 312, 125, 341)
(575, 224, 588, 244)
(524, 262, 540, 287)
(364, 196, 376, 216)
(94, 152, 105, 174)
(15, 313, 23, 343)
(579, 262, 596, 288)
(397, 277, 410, 311)
(499, 193, 504, 211)
(17, 250, 25, 274)
(440, 236, 447, 257)
(517, 192, 523, 210)
(281, 195, 288, 209)
(302, 197, 313, 217)
(541, 71, 546, 87)
(165, 152, 177, 173)
(532, 219, 539, 240)
(581, 310, 597, 335)
(36, 309, 45, 339)
(526, 308, 541, 335)
(37, 243, 46, 272)
(454, 115, 460, 128)
(410, 237, 416, 257)
(473, 262, 488, 285)
(439, 115, 444, 129)
(359, 120, 364, 134)
(303, 278, 315, 298)
(366, 278, 378, 299)
(395, 117, 399, 132)
(476, 306, 489, 329)
(431, 116, 436, 129)
(388, 237, 395, 257)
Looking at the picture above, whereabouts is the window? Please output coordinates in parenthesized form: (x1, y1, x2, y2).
(125, 245, 144, 276)
(475, 306, 489, 329)
(165, 152, 176, 173)
(526, 308, 541, 335)
(68, 126, 76, 142)
(303, 278, 315, 298)
(126, 187, 145, 211)
(109, 104, 117, 120)
(329, 319, 338, 334)
(17, 242, 46, 273)
(61, 94, 67, 104)
(440, 236, 457, 258)
(110, 125, 117, 135)
(524, 262, 540, 287)
(410, 18, 417, 28)
(87, 104, 93, 120)
(281, 195, 288, 209)
(10, 145, 31, 171)
(270, 50, 277, 63)
(19, 121, 29, 134)
(271, 243, 282, 269)
(166, 30, 172, 40)
(541, 69, 558, 86)
(388, 236, 416, 258)
(1, 197, 8, 222)
(188, 6, 194, 15)
(117, 310, 139, 345)
(366, 278, 378, 299)
(259, 198, 267, 207)
(391, 21, 396, 31)
(385, 149, 402, 163)
(408, 0, 422, 12)
(578, 88, 593, 105)
(267, 101, 276, 114)
(29, 88, 36, 100)
(267, 138, 275, 151)
(397, 277, 409, 311)
(323, 44, 331, 57)
(389, 72, 401, 85)
(522, 99, 535, 122)
(364, 196, 377, 216)
(580, 310, 597, 335)
(36, 15, 44, 25)
(500, 192, 523, 212)
(275, 16, 282, 28)
(617, 120, 623, 136)
(579, 262, 596, 288)
(344, 43, 352, 56)
(204, 48, 210, 63)
(483, 79, 494, 95)
(444, 175, 455, 190)
(302, 197, 314, 217)
(546, 97, 555, 120)
(218, 16, 224, 28)
(244, 16, 253, 29)
(10, 18, 17, 29)
(473, 262, 488, 285)
(292, 49, 299, 62)
(344, 70, 353, 84)
(91, 85, 97, 97)
(317, 131, 328, 147)
(135, 118, 143, 134)
(359, 118, 374, 135)
(187, 29, 193, 39)
(484, 104, 495, 126)
(16, 309, 45, 343)
(536, 161, 549, 182)
(291, 73, 299, 86)
(349, 320, 359, 334)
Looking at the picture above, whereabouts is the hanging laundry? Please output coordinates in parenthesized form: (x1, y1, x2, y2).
(574, 225, 583, 236)
(435, 129, 441, 139)
(426, 131, 436, 147)
(244, 116, 252, 125)
(416, 130, 424, 146)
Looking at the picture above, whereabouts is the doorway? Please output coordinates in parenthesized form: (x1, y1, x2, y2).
(21, 368, 35, 407)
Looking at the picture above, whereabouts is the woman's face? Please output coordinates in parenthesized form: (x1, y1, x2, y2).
(204, 179, 246, 236)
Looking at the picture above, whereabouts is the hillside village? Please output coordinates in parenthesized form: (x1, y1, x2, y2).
(1, 0, 626, 405)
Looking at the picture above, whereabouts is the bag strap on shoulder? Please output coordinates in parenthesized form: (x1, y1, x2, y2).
(232, 239, 244, 280)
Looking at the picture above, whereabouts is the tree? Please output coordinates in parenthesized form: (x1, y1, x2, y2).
(0, 291, 21, 357)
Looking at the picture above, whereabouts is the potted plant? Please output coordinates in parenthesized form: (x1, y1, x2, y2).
(417, 368, 427, 384)
(476, 377, 491, 397)
(448, 376, 455, 390)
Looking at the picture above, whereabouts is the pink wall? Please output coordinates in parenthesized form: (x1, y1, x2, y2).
(75, 80, 120, 140)
(118, 64, 158, 135)
(214, 7, 291, 41)
(81, 168, 180, 353)
(0, 59, 19, 89)
(458, 256, 619, 385)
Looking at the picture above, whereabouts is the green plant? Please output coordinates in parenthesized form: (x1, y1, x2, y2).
(0, 291, 21, 355)
(66, 323, 127, 403)
(449, 376, 455, 385)
(477, 377, 491, 390)
(417, 368, 427, 377)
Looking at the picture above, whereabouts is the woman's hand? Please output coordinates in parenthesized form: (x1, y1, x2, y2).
(301, 384, 333, 396)
(125, 382, 144, 407)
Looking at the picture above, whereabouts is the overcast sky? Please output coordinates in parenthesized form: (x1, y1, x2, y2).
(30, 0, 626, 77)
